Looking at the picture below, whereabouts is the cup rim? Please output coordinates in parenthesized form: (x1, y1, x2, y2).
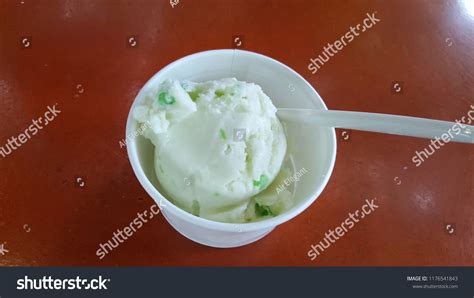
(126, 49, 337, 232)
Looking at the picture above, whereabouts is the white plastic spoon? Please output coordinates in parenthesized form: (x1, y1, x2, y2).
(276, 109, 474, 144)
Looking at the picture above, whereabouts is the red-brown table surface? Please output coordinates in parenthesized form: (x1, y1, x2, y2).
(0, 0, 472, 266)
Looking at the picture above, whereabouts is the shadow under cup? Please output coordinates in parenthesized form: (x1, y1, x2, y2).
(127, 50, 337, 248)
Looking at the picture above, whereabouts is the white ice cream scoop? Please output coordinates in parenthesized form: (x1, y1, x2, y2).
(133, 78, 287, 223)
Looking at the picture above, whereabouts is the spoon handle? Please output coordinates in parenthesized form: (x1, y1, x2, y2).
(277, 109, 474, 144)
